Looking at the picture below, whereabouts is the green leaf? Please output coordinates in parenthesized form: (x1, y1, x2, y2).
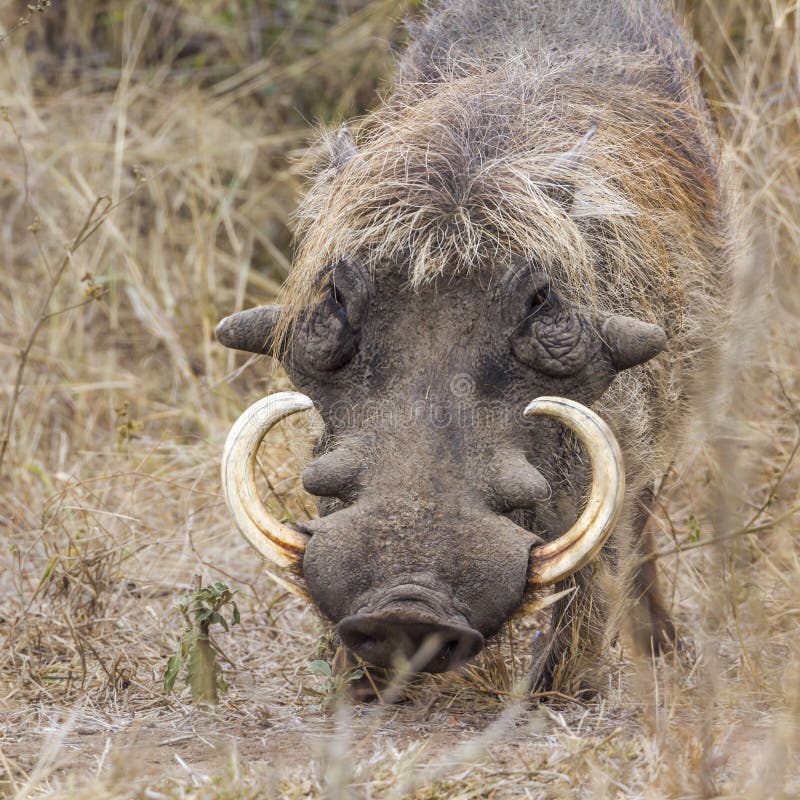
(209, 611, 226, 630)
(309, 660, 332, 677)
(163, 653, 183, 694)
(231, 603, 240, 626)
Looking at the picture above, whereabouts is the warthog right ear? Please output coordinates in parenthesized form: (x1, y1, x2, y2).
(542, 122, 598, 211)
(601, 314, 667, 371)
(215, 305, 282, 356)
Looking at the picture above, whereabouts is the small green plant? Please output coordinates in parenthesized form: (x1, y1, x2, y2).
(163, 580, 240, 705)
(308, 658, 365, 706)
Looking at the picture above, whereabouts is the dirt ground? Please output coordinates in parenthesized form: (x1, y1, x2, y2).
(1, 1, 799, 798)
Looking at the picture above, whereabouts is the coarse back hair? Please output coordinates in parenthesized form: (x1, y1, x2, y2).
(278, 0, 736, 478)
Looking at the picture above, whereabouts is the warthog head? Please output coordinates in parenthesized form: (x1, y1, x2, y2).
(216, 256, 666, 673)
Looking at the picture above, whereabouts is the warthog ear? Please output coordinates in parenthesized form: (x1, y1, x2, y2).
(215, 305, 282, 356)
(327, 125, 357, 171)
(601, 314, 667, 371)
(542, 122, 598, 211)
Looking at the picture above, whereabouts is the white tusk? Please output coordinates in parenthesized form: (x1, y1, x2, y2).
(524, 396, 625, 587)
(221, 391, 313, 600)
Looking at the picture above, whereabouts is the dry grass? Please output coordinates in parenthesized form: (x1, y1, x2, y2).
(0, 0, 798, 797)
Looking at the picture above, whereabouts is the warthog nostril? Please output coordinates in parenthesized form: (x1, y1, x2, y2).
(337, 611, 484, 673)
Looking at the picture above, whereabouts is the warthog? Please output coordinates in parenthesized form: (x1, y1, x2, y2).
(216, 0, 733, 693)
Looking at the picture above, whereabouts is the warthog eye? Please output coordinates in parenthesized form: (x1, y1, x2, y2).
(292, 261, 367, 372)
(505, 266, 597, 378)
(526, 282, 556, 318)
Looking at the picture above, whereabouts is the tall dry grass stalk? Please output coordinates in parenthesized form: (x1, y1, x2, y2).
(0, 1, 798, 797)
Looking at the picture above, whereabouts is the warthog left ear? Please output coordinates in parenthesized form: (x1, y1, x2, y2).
(215, 305, 282, 356)
(601, 314, 667, 371)
(326, 125, 357, 171)
(542, 121, 598, 211)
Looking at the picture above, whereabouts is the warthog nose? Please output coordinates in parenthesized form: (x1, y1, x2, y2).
(337, 611, 484, 673)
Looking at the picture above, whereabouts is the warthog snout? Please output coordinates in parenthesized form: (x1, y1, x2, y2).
(221, 390, 628, 674)
(339, 601, 484, 672)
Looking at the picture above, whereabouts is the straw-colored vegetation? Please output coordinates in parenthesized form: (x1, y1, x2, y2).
(0, 1, 797, 797)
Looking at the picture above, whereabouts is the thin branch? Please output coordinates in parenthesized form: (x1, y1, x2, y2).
(645, 502, 800, 564)
(0, 196, 112, 477)
(1, 108, 30, 218)
(0, 1, 51, 47)
(743, 424, 800, 530)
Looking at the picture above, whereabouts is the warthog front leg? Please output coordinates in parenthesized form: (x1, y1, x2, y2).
(526, 562, 613, 698)
(527, 483, 679, 697)
(630, 484, 679, 655)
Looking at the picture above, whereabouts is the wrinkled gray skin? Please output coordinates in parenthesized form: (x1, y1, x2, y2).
(216, 0, 698, 685)
(219, 259, 666, 674)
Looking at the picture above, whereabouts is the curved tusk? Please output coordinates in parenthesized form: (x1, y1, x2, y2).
(221, 391, 313, 600)
(524, 396, 625, 587)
